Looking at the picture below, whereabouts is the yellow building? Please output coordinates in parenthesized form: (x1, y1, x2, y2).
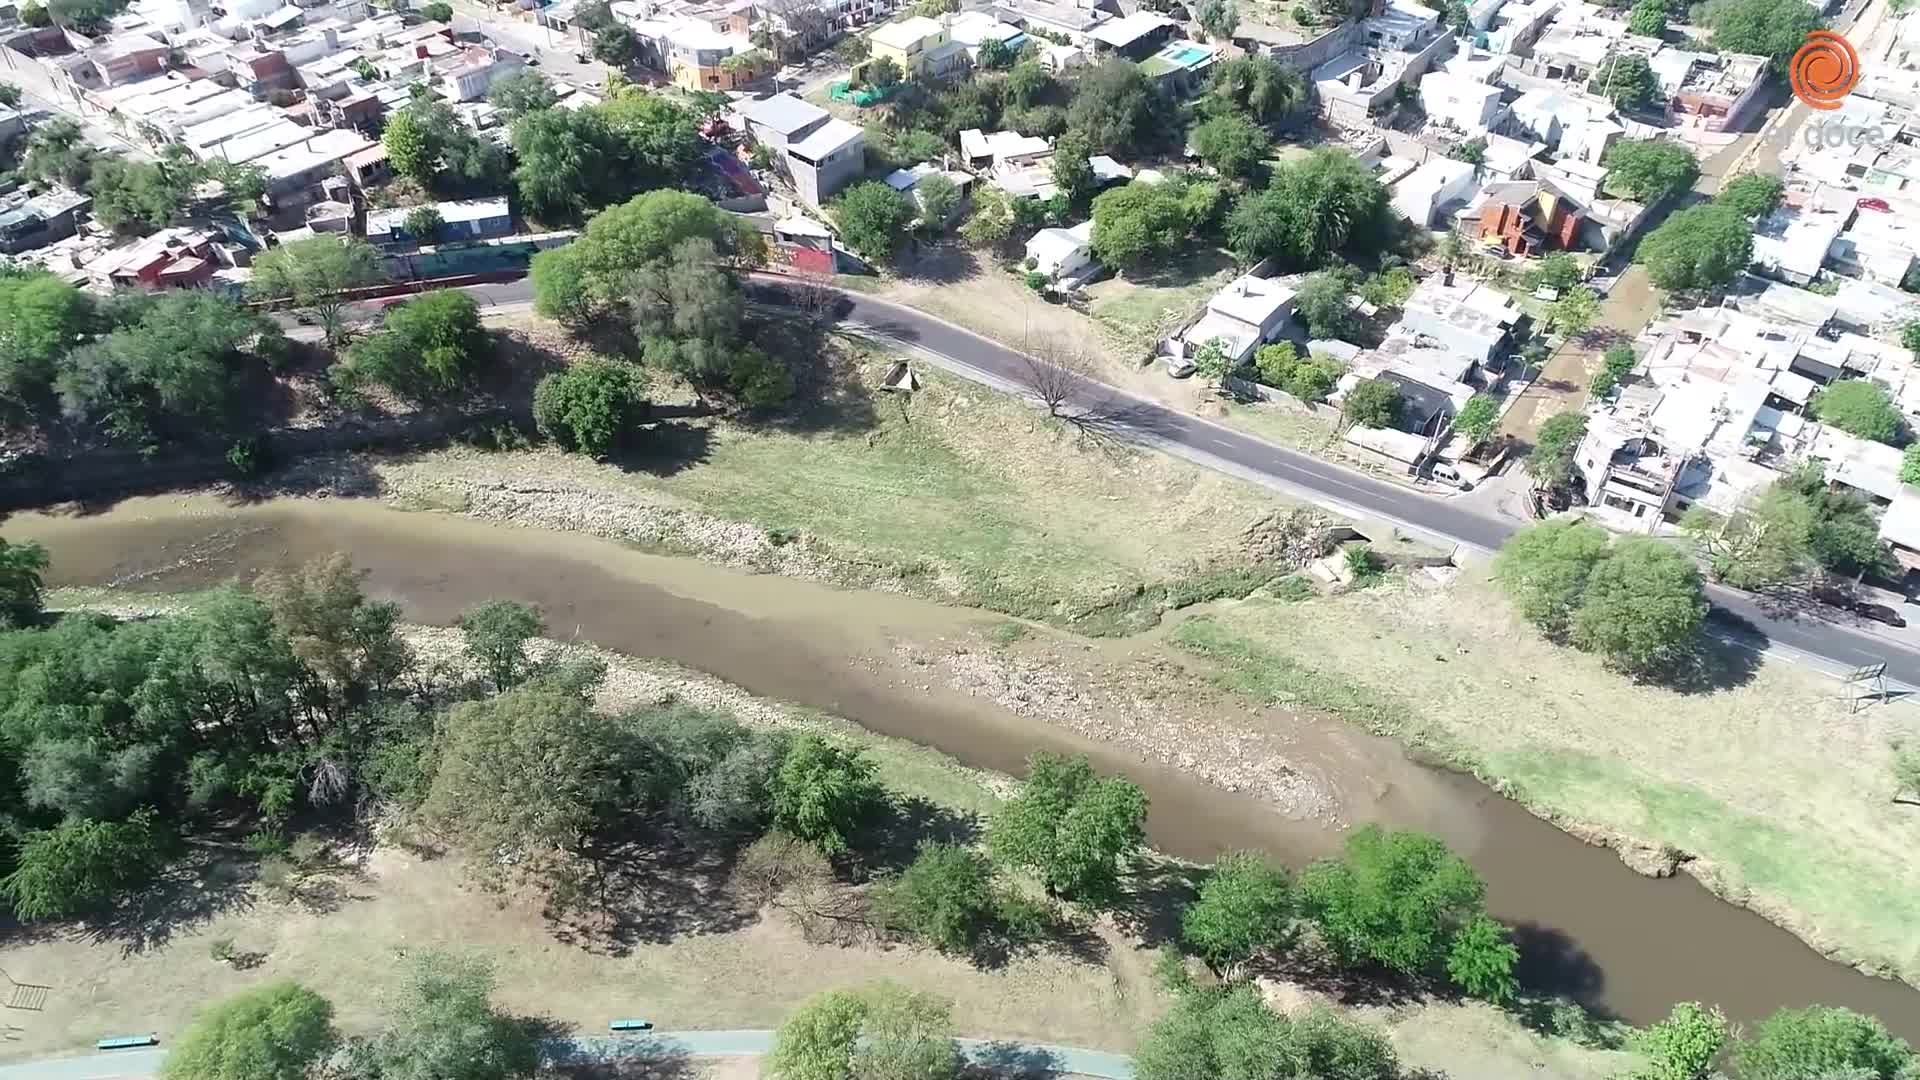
(866, 14, 967, 78)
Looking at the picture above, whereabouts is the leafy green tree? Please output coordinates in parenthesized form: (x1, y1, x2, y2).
(1732, 1005, 1914, 1080)
(1603, 139, 1699, 202)
(1208, 54, 1305, 120)
(21, 118, 97, 189)
(1904, 443, 1920, 486)
(1811, 380, 1903, 443)
(1902, 319, 1920, 360)
(769, 734, 883, 855)
(875, 841, 1001, 954)
(1192, 337, 1235, 384)
(1135, 985, 1399, 1080)
(990, 751, 1148, 906)
(423, 680, 630, 885)
(598, 89, 703, 187)
(1181, 851, 1295, 978)
(1635, 204, 1753, 293)
(1089, 180, 1195, 269)
(345, 952, 539, 1080)
(382, 108, 437, 185)
(0, 271, 94, 404)
(1527, 252, 1584, 293)
(1300, 825, 1486, 976)
(1680, 484, 1813, 588)
(403, 205, 445, 244)
(566, 189, 761, 306)
(967, 184, 1033, 251)
(1005, 59, 1053, 107)
(249, 236, 385, 345)
(1293, 270, 1354, 340)
(1190, 113, 1270, 180)
(1776, 461, 1896, 578)
(0, 538, 49, 629)
(1545, 286, 1601, 337)
(1628, 0, 1668, 34)
(530, 246, 593, 324)
(1588, 52, 1663, 111)
(162, 981, 337, 1080)
(913, 173, 960, 228)
(1698, 0, 1823, 69)
(0, 82, 19, 107)
(488, 69, 559, 118)
(253, 552, 413, 714)
(593, 22, 643, 66)
(1067, 58, 1156, 154)
(1, 810, 169, 920)
(768, 989, 867, 1080)
(420, 0, 453, 19)
(55, 291, 279, 445)
(1050, 130, 1096, 208)
(1528, 412, 1588, 490)
(511, 107, 622, 222)
(339, 289, 490, 399)
(533, 359, 651, 456)
(1449, 139, 1486, 165)
(459, 600, 545, 691)
(855, 983, 963, 1080)
(831, 181, 916, 262)
(1716, 172, 1784, 218)
(1194, 0, 1239, 38)
(88, 156, 196, 236)
(1452, 394, 1499, 446)
(977, 36, 1017, 68)
(1227, 149, 1391, 269)
(1570, 537, 1707, 677)
(1445, 914, 1519, 1004)
(1341, 377, 1402, 429)
(1630, 1002, 1730, 1080)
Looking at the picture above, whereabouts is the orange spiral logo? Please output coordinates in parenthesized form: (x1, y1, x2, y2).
(1790, 30, 1860, 110)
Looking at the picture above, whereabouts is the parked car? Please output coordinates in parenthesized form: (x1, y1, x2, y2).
(1858, 197, 1892, 213)
(1811, 585, 1909, 627)
(1163, 353, 1197, 378)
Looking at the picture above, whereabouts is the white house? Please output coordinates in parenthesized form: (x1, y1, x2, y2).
(1419, 70, 1503, 133)
(1025, 220, 1095, 281)
(1171, 273, 1297, 364)
(1391, 158, 1479, 229)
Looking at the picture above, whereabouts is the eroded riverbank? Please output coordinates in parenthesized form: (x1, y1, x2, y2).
(7, 494, 1919, 1037)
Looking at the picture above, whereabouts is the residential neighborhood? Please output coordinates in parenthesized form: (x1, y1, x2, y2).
(3, 0, 1920, 1073)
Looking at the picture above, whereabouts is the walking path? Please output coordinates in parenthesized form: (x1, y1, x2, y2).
(1, 1030, 1135, 1080)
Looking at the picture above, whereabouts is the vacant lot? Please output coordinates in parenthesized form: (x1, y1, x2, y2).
(376, 349, 1291, 633)
(1165, 572, 1920, 985)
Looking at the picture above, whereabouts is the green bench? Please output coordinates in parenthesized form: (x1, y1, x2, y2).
(97, 1035, 158, 1050)
(608, 1019, 653, 1032)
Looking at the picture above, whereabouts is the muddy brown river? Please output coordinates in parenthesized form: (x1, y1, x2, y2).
(8, 496, 1918, 1038)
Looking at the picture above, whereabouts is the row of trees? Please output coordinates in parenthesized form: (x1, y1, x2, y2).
(1681, 459, 1891, 587)
(1635, 169, 1785, 296)
(19, 120, 269, 233)
(1181, 826, 1522, 1003)
(1495, 518, 1709, 678)
(1630, 999, 1915, 1080)
(0, 268, 290, 445)
(159, 951, 538, 1080)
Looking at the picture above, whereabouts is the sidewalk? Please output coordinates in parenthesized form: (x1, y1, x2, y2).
(2, 1030, 1137, 1080)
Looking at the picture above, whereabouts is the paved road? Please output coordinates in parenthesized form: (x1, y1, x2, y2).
(3, 1030, 1135, 1080)
(311, 274, 1920, 686)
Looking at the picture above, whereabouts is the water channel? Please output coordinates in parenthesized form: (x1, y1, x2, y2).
(8, 496, 1917, 1039)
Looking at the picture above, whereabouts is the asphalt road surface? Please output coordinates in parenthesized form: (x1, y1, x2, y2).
(323, 276, 1920, 688)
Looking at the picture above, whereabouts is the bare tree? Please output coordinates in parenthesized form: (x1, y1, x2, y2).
(1017, 333, 1095, 417)
(786, 269, 844, 326)
(1014, 333, 1157, 452)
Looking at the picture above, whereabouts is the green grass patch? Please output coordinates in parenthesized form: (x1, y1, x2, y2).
(986, 621, 1031, 647)
(1486, 748, 1920, 970)
(1169, 615, 1409, 734)
(1269, 575, 1316, 602)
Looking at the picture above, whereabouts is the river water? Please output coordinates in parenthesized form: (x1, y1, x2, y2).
(8, 496, 1918, 1038)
